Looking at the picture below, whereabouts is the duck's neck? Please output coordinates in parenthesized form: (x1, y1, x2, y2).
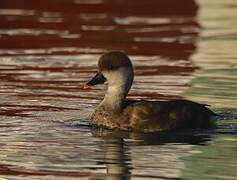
(100, 84, 128, 112)
(98, 67, 134, 112)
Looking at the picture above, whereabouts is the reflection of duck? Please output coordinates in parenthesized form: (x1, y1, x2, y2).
(84, 51, 218, 132)
(103, 138, 131, 180)
(94, 130, 211, 180)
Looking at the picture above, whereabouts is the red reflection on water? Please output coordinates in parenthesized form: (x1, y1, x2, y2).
(0, 163, 91, 177)
(0, 0, 199, 57)
(0, 0, 199, 118)
(0, 104, 80, 117)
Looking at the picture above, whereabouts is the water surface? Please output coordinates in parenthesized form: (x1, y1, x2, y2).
(0, 0, 236, 179)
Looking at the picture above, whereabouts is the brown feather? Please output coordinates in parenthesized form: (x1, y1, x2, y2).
(98, 51, 132, 71)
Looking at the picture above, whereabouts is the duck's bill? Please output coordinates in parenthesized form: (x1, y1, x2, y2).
(83, 72, 106, 90)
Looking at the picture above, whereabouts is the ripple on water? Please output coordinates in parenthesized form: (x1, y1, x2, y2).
(0, 0, 237, 179)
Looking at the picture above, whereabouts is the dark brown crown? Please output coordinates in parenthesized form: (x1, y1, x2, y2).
(98, 51, 133, 71)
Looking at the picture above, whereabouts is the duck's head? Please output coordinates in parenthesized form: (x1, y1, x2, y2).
(84, 51, 134, 93)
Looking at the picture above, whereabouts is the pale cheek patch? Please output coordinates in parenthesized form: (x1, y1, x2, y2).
(103, 68, 130, 85)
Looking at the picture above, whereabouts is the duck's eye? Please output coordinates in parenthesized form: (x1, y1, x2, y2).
(108, 64, 115, 70)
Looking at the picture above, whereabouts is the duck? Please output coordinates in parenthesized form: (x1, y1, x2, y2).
(83, 51, 218, 132)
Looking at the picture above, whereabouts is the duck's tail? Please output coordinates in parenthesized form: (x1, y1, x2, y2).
(201, 103, 220, 122)
(210, 114, 220, 122)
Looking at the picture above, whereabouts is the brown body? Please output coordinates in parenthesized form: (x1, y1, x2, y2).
(91, 99, 216, 132)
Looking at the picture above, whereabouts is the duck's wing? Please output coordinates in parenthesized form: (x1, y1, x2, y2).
(123, 100, 173, 132)
(123, 99, 142, 107)
(123, 99, 216, 132)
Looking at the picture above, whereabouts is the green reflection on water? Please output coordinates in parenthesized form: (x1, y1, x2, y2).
(182, 134, 237, 180)
(181, 0, 237, 179)
(184, 68, 237, 108)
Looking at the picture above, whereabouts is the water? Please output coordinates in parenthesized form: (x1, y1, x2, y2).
(0, 0, 236, 179)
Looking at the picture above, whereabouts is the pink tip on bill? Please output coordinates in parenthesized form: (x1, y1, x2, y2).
(83, 84, 92, 90)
